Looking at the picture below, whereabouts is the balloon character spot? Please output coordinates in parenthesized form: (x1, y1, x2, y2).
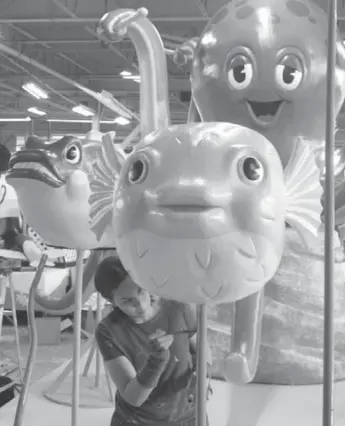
(236, 5, 255, 19)
(235, 0, 249, 6)
(271, 14, 281, 24)
(286, 0, 310, 17)
(212, 6, 229, 25)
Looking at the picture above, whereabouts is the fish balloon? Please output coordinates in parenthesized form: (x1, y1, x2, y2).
(88, 123, 323, 305)
(6, 130, 124, 249)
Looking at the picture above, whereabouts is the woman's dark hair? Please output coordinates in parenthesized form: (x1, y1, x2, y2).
(94, 256, 128, 300)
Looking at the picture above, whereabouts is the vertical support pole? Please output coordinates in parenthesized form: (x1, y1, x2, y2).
(94, 293, 102, 388)
(187, 99, 201, 123)
(71, 250, 84, 426)
(323, 1, 337, 426)
(196, 304, 207, 426)
(122, 124, 141, 149)
(92, 103, 101, 132)
(29, 119, 34, 136)
(8, 273, 23, 382)
(47, 121, 51, 140)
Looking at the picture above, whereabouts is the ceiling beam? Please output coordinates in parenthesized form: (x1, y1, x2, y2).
(10, 25, 94, 75)
(0, 41, 139, 118)
(0, 74, 191, 91)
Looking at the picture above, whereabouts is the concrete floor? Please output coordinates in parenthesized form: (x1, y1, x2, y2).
(0, 324, 75, 383)
(0, 324, 345, 426)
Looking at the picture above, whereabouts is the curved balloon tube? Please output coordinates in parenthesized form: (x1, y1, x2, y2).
(98, 8, 171, 137)
(14, 254, 47, 426)
(33, 249, 103, 316)
(222, 289, 264, 384)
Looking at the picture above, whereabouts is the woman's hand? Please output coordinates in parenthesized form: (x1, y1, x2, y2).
(149, 329, 174, 357)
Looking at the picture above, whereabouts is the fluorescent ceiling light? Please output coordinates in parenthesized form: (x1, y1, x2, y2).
(72, 105, 94, 117)
(114, 116, 130, 126)
(28, 107, 46, 116)
(22, 82, 48, 100)
(122, 75, 140, 82)
(47, 118, 127, 124)
(0, 117, 31, 122)
(120, 70, 140, 83)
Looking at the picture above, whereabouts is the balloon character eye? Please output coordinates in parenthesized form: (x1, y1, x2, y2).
(238, 157, 264, 183)
(227, 54, 253, 90)
(128, 158, 148, 184)
(65, 144, 81, 164)
(275, 55, 303, 91)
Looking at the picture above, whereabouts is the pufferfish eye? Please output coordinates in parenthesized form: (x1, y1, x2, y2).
(64, 144, 82, 165)
(238, 156, 264, 183)
(226, 54, 254, 91)
(275, 54, 304, 91)
(127, 157, 149, 184)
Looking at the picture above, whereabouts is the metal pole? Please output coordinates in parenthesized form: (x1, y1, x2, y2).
(91, 103, 101, 131)
(196, 304, 207, 426)
(47, 121, 51, 140)
(323, 0, 337, 425)
(71, 250, 85, 426)
(29, 119, 34, 136)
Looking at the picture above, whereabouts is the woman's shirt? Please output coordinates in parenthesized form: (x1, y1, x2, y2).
(95, 300, 197, 425)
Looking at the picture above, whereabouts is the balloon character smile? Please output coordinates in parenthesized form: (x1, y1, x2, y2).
(89, 124, 322, 304)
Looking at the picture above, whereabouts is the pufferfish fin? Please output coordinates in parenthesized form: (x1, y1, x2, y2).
(284, 137, 323, 247)
(88, 131, 127, 241)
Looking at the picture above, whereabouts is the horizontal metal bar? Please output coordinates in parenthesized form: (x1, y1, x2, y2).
(10, 24, 94, 74)
(0, 16, 343, 24)
(0, 16, 209, 24)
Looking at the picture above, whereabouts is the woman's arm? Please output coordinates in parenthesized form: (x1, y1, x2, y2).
(96, 322, 169, 407)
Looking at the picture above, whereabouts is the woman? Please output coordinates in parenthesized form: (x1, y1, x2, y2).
(95, 256, 212, 426)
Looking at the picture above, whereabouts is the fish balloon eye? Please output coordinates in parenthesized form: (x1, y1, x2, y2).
(226, 54, 253, 91)
(65, 144, 81, 165)
(275, 54, 303, 91)
(127, 158, 148, 184)
(238, 156, 264, 183)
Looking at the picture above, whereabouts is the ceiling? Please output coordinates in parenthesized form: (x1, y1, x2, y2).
(0, 0, 344, 144)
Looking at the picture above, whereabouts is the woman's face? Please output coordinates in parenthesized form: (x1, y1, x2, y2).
(111, 276, 155, 322)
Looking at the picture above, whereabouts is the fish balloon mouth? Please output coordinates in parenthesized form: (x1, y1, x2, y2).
(246, 100, 285, 129)
(159, 205, 221, 214)
(7, 151, 65, 188)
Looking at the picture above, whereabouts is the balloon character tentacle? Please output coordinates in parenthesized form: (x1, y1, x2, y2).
(98, 7, 171, 137)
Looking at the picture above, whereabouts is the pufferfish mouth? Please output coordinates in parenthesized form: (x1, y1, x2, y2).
(246, 100, 285, 129)
(159, 204, 219, 213)
(7, 150, 65, 188)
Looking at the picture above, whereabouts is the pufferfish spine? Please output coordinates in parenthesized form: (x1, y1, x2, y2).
(88, 133, 126, 241)
(284, 137, 323, 245)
